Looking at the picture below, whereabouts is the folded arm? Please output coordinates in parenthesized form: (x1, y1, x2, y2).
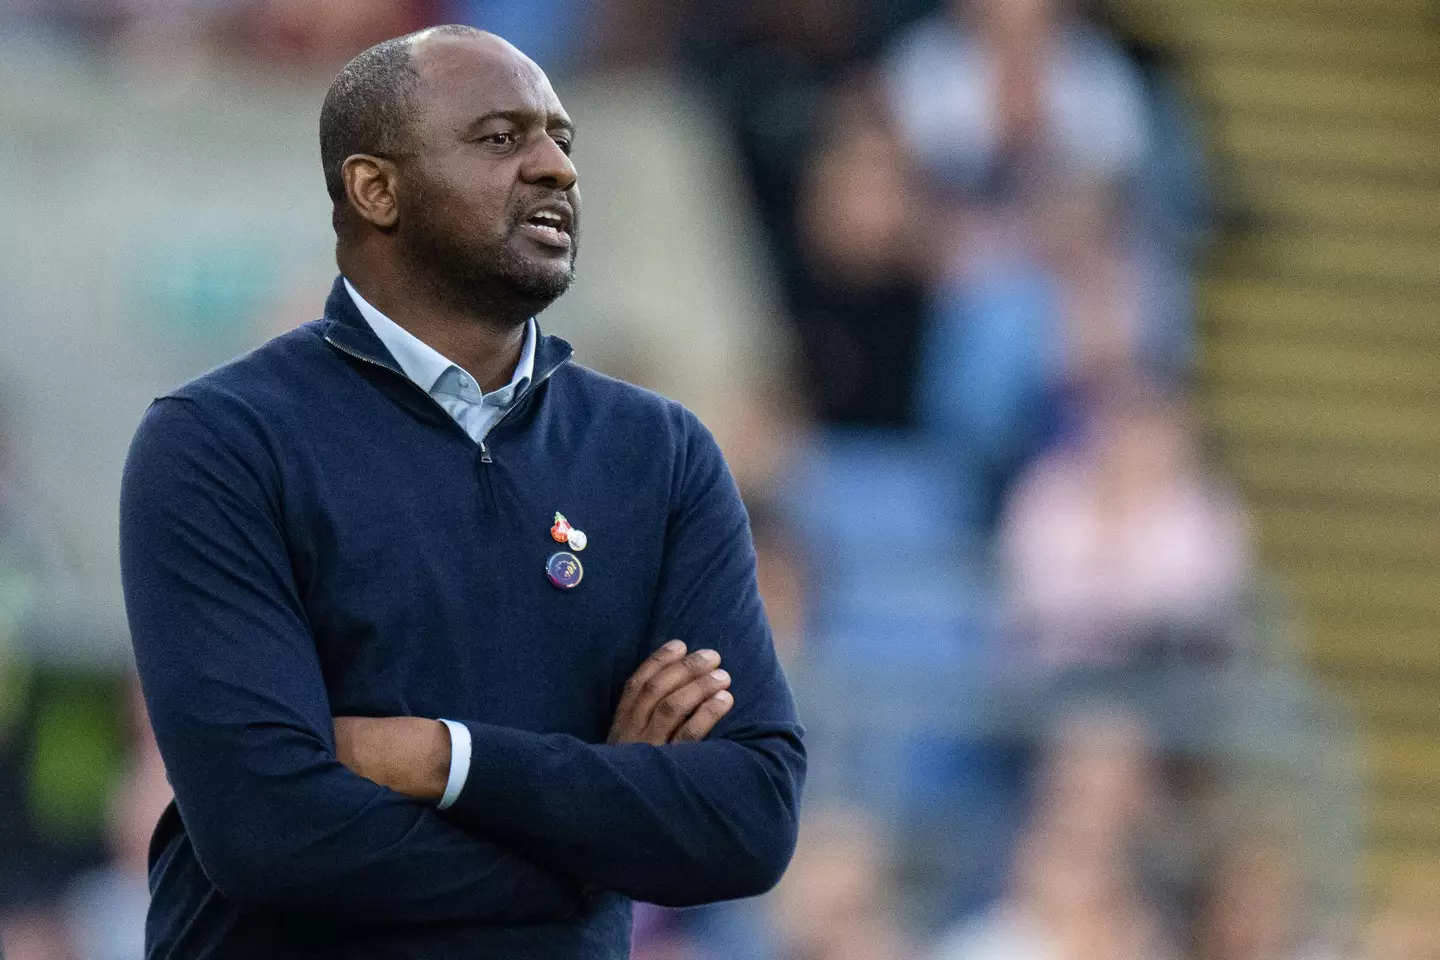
(346, 412, 805, 905)
(120, 397, 581, 925)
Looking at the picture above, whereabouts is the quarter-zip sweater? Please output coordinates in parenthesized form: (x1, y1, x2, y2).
(119, 276, 805, 959)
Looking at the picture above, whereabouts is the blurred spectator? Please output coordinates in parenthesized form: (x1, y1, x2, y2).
(0, 401, 66, 960)
(787, 75, 930, 428)
(208, 0, 437, 69)
(770, 807, 913, 960)
(997, 380, 1251, 674)
(0, 399, 138, 960)
(915, 167, 1196, 537)
(748, 500, 807, 666)
(24, 0, 441, 72)
(64, 679, 171, 960)
(631, 807, 913, 960)
(929, 707, 1180, 960)
(1359, 871, 1440, 960)
(1088, 3, 1214, 265)
(445, 0, 596, 73)
(0, 666, 129, 960)
(684, 3, 934, 429)
(1195, 824, 1342, 960)
(632, 905, 706, 960)
(682, 0, 867, 267)
(0, 402, 39, 648)
(884, 0, 1148, 203)
(895, 0, 1209, 520)
(530, 68, 798, 493)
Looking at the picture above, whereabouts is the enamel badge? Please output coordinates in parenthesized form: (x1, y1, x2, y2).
(546, 551, 584, 590)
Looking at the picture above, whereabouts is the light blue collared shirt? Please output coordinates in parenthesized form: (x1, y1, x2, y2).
(344, 278, 539, 807)
(344, 278, 537, 446)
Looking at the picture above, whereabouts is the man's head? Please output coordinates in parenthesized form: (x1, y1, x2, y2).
(320, 26, 579, 323)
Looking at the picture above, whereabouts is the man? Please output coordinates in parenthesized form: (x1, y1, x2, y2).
(119, 25, 804, 959)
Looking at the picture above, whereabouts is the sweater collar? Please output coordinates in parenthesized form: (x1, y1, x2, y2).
(320, 274, 574, 384)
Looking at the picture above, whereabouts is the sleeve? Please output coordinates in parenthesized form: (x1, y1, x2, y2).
(437, 718, 473, 811)
(119, 397, 581, 924)
(443, 411, 806, 906)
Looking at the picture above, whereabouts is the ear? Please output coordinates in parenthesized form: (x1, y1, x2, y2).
(341, 154, 401, 230)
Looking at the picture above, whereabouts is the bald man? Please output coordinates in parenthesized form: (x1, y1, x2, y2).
(120, 26, 804, 959)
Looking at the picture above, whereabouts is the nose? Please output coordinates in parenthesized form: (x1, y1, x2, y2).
(521, 135, 577, 191)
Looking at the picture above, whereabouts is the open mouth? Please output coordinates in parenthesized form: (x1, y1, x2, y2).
(518, 206, 573, 251)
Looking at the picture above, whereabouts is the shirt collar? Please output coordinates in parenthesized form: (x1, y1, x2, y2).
(343, 278, 536, 398)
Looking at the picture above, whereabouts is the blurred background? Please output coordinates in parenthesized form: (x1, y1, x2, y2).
(0, 0, 1437, 957)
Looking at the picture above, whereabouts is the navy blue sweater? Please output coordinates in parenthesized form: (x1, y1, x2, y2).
(119, 277, 805, 959)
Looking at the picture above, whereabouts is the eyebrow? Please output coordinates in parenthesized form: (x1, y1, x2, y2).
(463, 109, 576, 137)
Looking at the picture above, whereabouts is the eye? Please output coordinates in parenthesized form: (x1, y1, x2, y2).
(553, 136, 573, 155)
(482, 131, 518, 147)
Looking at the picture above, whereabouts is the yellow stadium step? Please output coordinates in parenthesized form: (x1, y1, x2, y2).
(1198, 64, 1440, 124)
(1201, 281, 1440, 348)
(1207, 340, 1440, 399)
(1214, 233, 1440, 288)
(1124, 0, 1440, 904)
(1218, 117, 1440, 180)
(1292, 570, 1440, 623)
(1370, 797, 1440, 893)
(1231, 451, 1440, 510)
(1255, 507, 1440, 565)
(1120, 0, 1439, 28)
(1340, 678, 1440, 729)
(1237, 177, 1440, 238)
(1364, 850, 1440, 897)
(1211, 392, 1440, 454)
(1177, 11, 1440, 70)
(1311, 624, 1440, 674)
(1370, 733, 1440, 790)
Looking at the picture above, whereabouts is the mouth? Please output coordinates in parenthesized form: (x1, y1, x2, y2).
(517, 200, 574, 252)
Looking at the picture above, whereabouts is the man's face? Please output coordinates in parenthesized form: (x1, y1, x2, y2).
(396, 33, 580, 317)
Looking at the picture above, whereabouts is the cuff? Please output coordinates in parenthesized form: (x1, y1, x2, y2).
(436, 718, 472, 810)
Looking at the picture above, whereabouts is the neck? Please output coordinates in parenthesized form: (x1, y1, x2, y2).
(343, 255, 530, 394)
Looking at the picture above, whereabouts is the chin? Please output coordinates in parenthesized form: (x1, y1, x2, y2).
(505, 263, 575, 308)
(507, 247, 575, 294)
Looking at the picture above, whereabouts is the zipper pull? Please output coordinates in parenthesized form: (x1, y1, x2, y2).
(479, 440, 493, 464)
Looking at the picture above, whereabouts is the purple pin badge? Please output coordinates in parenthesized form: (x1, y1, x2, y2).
(546, 551, 584, 590)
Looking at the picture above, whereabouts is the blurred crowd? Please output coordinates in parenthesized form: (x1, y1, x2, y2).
(0, 0, 1427, 958)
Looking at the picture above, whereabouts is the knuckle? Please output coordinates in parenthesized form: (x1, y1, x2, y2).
(685, 651, 718, 673)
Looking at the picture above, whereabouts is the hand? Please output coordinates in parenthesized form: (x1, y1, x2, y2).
(333, 716, 451, 802)
(608, 640, 734, 746)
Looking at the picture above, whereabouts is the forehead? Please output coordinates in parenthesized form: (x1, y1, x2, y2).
(409, 32, 568, 127)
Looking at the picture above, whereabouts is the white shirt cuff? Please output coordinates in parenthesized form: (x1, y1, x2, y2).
(436, 719, 471, 810)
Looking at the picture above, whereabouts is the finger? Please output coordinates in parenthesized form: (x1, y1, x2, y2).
(614, 641, 687, 730)
(672, 691, 735, 744)
(629, 648, 721, 731)
(628, 640, 688, 695)
(643, 669, 731, 743)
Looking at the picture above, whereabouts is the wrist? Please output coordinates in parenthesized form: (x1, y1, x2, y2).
(413, 718, 451, 802)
